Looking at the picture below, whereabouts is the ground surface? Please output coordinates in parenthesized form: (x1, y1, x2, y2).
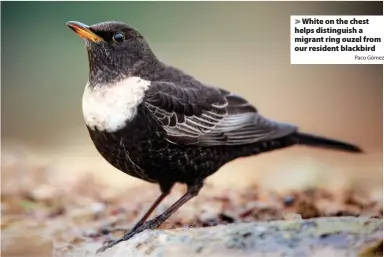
(2, 180, 382, 257)
(1, 146, 383, 257)
(76, 217, 383, 257)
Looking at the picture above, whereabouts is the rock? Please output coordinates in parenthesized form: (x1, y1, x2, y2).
(62, 217, 382, 257)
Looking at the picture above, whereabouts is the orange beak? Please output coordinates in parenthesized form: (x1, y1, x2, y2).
(66, 21, 104, 43)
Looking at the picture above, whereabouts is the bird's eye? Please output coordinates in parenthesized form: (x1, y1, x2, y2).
(112, 32, 125, 43)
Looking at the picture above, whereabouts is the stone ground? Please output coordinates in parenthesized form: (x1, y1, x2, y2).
(61, 217, 383, 257)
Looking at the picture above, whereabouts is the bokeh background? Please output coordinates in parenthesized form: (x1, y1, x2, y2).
(2, 1, 383, 196)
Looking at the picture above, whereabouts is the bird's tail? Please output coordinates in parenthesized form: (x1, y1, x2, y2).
(294, 132, 363, 153)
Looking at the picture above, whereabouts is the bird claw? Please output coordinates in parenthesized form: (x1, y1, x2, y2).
(98, 227, 131, 246)
(95, 219, 161, 254)
(102, 227, 130, 235)
(96, 241, 117, 254)
(102, 239, 115, 246)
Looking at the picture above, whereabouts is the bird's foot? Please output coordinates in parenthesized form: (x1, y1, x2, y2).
(101, 227, 130, 236)
(95, 227, 130, 245)
(96, 218, 163, 254)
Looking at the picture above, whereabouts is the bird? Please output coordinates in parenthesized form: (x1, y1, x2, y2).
(66, 20, 363, 253)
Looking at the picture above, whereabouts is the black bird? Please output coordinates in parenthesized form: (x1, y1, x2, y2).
(66, 21, 362, 253)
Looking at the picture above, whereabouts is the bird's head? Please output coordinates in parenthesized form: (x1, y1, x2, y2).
(66, 21, 156, 85)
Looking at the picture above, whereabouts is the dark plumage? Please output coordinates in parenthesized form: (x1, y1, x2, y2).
(66, 20, 362, 253)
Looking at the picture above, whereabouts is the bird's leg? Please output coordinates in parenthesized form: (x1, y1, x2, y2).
(102, 182, 173, 240)
(131, 182, 174, 231)
(96, 181, 203, 254)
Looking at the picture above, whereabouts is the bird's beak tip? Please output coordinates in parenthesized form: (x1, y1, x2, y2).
(66, 21, 104, 43)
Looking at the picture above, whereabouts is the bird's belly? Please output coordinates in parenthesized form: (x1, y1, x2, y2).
(87, 130, 214, 183)
(86, 120, 165, 183)
(85, 122, 228, 184)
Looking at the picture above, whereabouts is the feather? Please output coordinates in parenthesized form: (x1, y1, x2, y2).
(144, 81, 297, 146)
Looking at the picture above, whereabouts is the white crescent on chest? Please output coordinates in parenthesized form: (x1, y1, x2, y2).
(82, 76, 151, 132)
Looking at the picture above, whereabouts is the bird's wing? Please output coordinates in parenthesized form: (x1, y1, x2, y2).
(144, 81, 297, 146)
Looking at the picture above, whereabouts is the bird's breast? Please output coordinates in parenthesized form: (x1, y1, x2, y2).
(82, 76, 151, 132)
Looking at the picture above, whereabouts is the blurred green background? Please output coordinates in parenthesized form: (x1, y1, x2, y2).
(2, 1, 383, 192)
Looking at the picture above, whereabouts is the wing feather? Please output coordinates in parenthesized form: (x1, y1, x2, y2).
(144, 81, 297, 146)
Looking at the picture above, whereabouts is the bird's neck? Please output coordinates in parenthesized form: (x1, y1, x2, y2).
(88, 50, 161, 86)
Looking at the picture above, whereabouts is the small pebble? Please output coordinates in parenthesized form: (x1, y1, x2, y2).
(91, 202, 106, 214)
(219, 213, 235, 223)
(283, 196, 296, 206)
